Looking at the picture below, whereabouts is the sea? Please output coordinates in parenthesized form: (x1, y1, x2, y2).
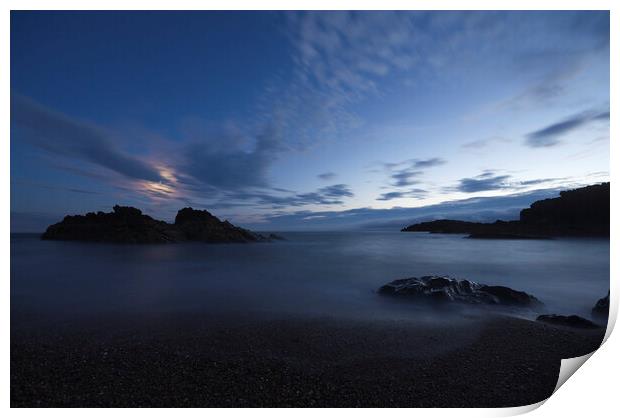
(11, 231, 610, 325)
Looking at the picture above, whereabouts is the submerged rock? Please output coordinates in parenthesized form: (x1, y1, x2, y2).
(537, 314, 600, 329)
(378, 276, 542, 307)
(592, 292, 610, 319)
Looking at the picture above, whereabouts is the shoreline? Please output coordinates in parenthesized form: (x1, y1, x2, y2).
(11, 312, 605, 407)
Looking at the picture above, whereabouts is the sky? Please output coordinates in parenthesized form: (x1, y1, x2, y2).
(10, 11, 610, 231)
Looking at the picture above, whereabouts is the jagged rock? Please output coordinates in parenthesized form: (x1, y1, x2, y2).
(537, 314, 600, 329)
(378, 276, 542, 307)
(41, 205, 180, 243)
(41, 205, 276, 244)
(174, 207, 262, 243)
(592, 292, 610, 319)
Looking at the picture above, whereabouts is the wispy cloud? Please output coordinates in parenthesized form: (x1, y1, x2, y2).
(223, 184, 355, 209)
(456, 173, 512, 193)
(381, 157, 446, 187)
(318, 172, 337, 181)
(11, 95, 163, 183)
(525, 108, 610, 147)
(410, 158, 446, 169)
(377, 188, 428, 201)
(461, 137, 511, 150)
(390, 169, 423, 187)
(452, 170, 566, 193)
(319, 184, 354, 198)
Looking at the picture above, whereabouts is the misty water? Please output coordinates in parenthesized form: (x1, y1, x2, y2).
(11, 232, 609, 325)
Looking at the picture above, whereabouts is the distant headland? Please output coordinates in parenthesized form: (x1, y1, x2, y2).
(402, 183, 609, 239)
(41, 205, 282, 244)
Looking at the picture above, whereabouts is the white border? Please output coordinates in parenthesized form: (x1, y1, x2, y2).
(3, 1, 617, 416)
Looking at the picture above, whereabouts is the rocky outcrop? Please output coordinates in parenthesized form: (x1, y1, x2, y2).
(174, 207, 264, 243)
(402, 183, 609, 238)
(378, 276, 542, 307)
(42, 205, 279, 244)
(41, 205, 181, 244)
(536, 314, 600, 329)
(592, 292, 610, 319)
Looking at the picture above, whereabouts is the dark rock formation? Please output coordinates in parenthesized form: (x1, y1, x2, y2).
(536, 315, 600, 329)
(402, 183, 609, 238)
(592, 292, 610, 319)
(174, 207, 263, 243)
(520, 183, 609, 236)
(41, 205, 181, 244)
(378, 276, 542, 307)
(42, 205, 278, 244)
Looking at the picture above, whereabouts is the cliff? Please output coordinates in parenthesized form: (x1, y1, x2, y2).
(402, 183, 609, 238)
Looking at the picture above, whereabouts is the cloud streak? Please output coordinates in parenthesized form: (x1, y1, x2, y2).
(452, 171, 567, 193)
(318, 172, 337, 181)
(11, 95, 163, 183)
(382, 157, 446, 187)
(224, 184, 355, 209)
(377, 188, 428, 201)
(525, 108, 610, 147)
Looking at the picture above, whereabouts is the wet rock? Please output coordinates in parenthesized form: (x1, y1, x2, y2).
(592, 292, 610, 319)
(536, 315, 600, 329)
(378, 276, 542, 307)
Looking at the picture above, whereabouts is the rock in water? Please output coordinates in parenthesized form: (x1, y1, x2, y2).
(174, 207, 263, 243)
(378, 276, 542, 307)
(41, 205, 180, 243)
(537, 314, 600, 329)
(41, 205, 275, 244)
(592, 292, 610, 319)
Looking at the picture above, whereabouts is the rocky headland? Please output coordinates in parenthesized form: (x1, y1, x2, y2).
(402, 182, 609, 239)
(41, 205, 279, 244)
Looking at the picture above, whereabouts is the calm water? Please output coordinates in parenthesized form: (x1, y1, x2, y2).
(11, 232, 609, 323)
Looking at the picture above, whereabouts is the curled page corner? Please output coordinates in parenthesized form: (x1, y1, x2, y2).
(553, 303, 613, 395)
(495, 399, 547, 416)
(498, 349, 600, 417)
(549, 303, 615, 394)
(602, 291, 617, 344)
(553, 352, 596, 394)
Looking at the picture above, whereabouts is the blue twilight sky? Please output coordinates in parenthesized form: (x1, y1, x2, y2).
(10, 11, 610, 231)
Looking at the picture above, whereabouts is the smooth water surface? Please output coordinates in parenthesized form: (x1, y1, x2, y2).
(11, 232, 609, 323)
